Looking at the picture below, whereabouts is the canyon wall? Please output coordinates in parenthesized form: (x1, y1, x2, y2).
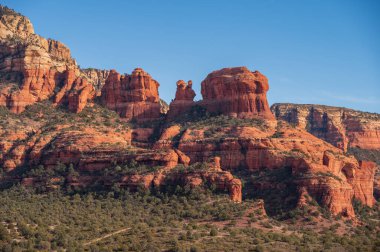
(271, 103, 380, 151)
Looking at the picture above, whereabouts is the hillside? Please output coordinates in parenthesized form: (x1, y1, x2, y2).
(0, 5, 379, 251)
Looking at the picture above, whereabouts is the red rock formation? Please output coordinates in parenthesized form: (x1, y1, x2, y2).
(27, 129, 178, 171)
(67, 78, 95, 113)
(175, 121, 375, 217)
(114, 157, 242, 203)
(200, 67, 274, 120)
(54, 68, 77, 105)
(0, 7, 83, 113)
(344, 160, 376, 207)
(228, 178, 242, 202)
(153, 125, 181, 149)
(161, 156, 242, 202)
(51, 68, 95, 113)
(47, 39, 72, 61)
(167, 80, 196, 119)
(100, 68, 161, 121)
(8, 127, 241, 201)
(271, 103, 380, 151)
(0, 7, 100, 114)
(1, 6, 377, 216)
(174, 80, 196, 101)
(6, 68, 59, 113)
(81, 68, 110, 91)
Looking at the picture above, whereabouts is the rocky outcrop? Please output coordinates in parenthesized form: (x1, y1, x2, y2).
(66, 78, 95, 113)
(153, 125, 182, 149)
(0, 6, 34, 40)
(172, 121, 375, 217)
(159, 99, 169, 114)
(100, 68, 161, 121)
(200, 67, 274, 120)
(81, 68, 110, 91)
(271, 103, 380, 151)
(53, 68, 95, 113)
(344, 160, 376, 207)
(159, 156, 242, 202)
(2, 122, 241, 201)
(101, 68, 160, 120)
(167, 80, 196, 119)
(0, 6, 86, 113)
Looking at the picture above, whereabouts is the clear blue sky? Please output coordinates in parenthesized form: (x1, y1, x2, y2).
(3, 0, 380, 113)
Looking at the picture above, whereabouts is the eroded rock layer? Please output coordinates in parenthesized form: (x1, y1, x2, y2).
(271, 103, 380, 151)
(0, 6, 95, 113)
(0, 7, 168, 118)
(167, 80, 196, 119)
(156, 119, 376, 218)
(81, 68, 110, 91)
(200, 67, 275, 120)
(100, 68, 161, 121)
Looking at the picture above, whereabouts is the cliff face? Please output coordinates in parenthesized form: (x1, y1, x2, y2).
(200, 67, 275, 120)
(0, 6, 34, 40)
(171, 120, 376, 217)
(0, 6, 95, 114)
(271, 103, 380, 151)
(81, 68, 110, 91)
(100, 68, 161, 121)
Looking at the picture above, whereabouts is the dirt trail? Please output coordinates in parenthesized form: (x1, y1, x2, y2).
(83, 227, 130, 246)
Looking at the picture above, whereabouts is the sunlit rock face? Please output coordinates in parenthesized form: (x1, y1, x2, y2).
(200, 67, 275, 120)
(271, 103, 380, 151)
(100, 68, 161, 121)
(167, 80, 196, 120)
(0, 5, 92, 113)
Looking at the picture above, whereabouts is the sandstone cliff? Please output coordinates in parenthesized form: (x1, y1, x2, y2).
(100, 68, 161, 121)
(0, 6, 94, 113)
(151, 114, 377, 218)
(200, 67, 275, 120)
(271, 103, 380, 151)
(81, 68, 110, 91)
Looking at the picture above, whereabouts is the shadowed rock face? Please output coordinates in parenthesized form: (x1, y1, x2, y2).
(53, 68, 96, 113)
(200, 67, 275, 120)
(100, 68, 161, 121)
(271, 103, 380, 151)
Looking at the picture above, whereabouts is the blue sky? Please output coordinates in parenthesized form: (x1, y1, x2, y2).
(3, 0, 380, 112)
